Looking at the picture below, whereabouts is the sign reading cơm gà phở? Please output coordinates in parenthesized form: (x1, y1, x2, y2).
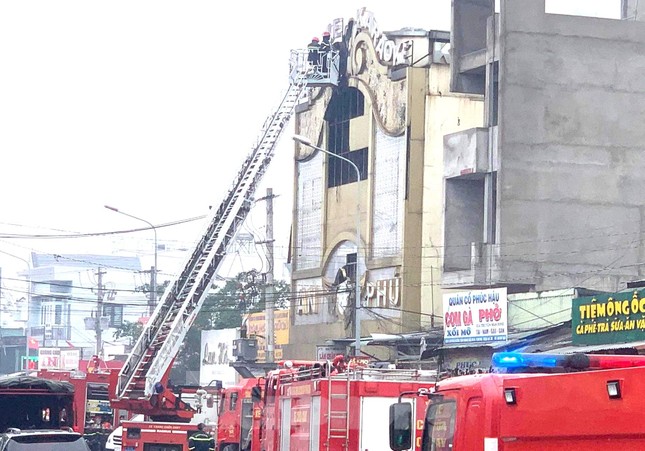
(572, 289, 645, 345)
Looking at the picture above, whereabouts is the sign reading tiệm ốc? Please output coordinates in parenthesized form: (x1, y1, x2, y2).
(572, 289, 645, 345)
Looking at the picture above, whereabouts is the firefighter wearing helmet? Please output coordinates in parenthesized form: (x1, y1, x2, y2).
(188, 423, 214, 451)
(308, 36, 321, 67)
(320, 31, 331, 72)
(331, 354, 347, 374)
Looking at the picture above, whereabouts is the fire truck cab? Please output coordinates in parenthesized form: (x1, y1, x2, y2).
(390, 352, 645, 451)
(257, 359, 434, 451)
(217, 378, 260, 451)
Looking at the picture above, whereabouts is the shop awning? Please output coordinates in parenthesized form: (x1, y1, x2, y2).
(547, 340, 645, 354)
(427, 322, 572, 356)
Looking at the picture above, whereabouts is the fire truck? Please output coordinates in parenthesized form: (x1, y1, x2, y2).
(216, 359, 435, 451)
(389, 351, 645, 451)
(216, 377, 259, 451)
(0, 373, 76, 432)
(106, 45, 341, 451)
(38, 356, 125, 435)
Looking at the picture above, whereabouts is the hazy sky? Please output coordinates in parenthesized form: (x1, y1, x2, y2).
(0, 1, 621, 289)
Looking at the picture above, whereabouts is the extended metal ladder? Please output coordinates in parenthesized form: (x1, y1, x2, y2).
(115, 61, 309, 402)
(326, 372, 351, 449)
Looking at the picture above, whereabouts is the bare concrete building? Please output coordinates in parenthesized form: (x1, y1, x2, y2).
(444, 0, 645, 293)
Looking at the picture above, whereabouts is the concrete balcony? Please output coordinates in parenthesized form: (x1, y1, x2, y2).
(443, 126, 497, 179)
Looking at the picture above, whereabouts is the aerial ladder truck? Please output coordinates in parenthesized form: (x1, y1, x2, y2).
(109, 47, 340, 451)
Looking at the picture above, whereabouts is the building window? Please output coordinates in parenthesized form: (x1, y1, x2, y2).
(346, 253, 357, 282)
(41, 304, 52, 326)
(103, 304, 124, 327)
(325, 87, 368, 188)
(444, 177, 486, 271)
(48, 280, 72, 294)
(54, 305, 62, 325)
(489, 62, 499, 127)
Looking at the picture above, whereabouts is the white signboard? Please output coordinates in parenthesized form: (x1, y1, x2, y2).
(60, 349, 80, 370)
(316, 345, 346, 361)
(443, 288, 508, 344)
(199, 328, 239, 387)
(38, 348, 61, 370)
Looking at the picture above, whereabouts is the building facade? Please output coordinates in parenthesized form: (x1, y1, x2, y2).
(288, 8, 483, 359)
(28, 253, 145, 360)
(445, 0, 645, 293)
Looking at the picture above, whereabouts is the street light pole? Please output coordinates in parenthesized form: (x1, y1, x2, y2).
(292, 135, 363, 357)
(105, 205, 158, 316)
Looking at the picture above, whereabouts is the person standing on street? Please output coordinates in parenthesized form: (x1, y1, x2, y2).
(188, 423, 214, 451)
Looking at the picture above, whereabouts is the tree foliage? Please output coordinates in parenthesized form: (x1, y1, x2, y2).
(112, 280, 171, 345)
(173, 271, 291, 379)
(112, 320, 143, 343)
(112, 272, 290, 384)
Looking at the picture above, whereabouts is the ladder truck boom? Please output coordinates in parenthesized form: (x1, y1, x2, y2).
(110, 53, 318, 419)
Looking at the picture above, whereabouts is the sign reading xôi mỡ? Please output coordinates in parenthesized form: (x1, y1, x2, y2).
(442, 287, 507, 344)
(572, 289, 645, 345)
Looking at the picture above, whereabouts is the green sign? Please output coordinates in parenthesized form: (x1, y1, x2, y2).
(572, 289, 645, 345)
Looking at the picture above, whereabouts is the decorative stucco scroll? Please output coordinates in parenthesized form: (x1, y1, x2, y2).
(348, 31, 407, 137)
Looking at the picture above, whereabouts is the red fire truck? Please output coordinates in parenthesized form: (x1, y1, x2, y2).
(0, 373, 76, 432)
(216, 359, 435, 451)
(38, 356, 125, 435)
(216, 378, 259, 451)
(389, 351, 645, 451)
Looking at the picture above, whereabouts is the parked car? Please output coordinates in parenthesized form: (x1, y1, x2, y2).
(0, 428, 90, 451)
(104, 425, 121, 451)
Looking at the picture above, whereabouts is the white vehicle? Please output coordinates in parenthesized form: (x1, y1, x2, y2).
(104, 415, 144, 451)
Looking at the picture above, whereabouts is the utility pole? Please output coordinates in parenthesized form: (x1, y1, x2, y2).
(95, 267, 106, 358)
(259, 188, 276, 363)
(142, 266, 157, 316)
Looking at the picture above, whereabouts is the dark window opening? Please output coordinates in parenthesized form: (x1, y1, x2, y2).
(47, 280, 72, 294)
(327, 148, 368, 187)
(444, 177, 485, 271)
(325, 87, 368, 188)
(346, 253, 357, 282)
(489, 172, 497, 243)
(405, 126, 411, 200)
(324, 88, 364, 122)
(102, 304, 124, 327)
(490, 62, 499, 127)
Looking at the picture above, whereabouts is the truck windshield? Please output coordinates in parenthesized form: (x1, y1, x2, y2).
(218, 393, 226, 415)
(422, 400, 456, 451)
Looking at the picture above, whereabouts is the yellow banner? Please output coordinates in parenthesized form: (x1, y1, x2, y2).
(246, 309, 290, 361)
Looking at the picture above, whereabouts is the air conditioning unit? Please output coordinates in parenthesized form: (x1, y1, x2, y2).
(84, 317, 95, 330)
(99, 316, 110, 330)
(84, 316, 111, 330)
(233, 338, 257, 362)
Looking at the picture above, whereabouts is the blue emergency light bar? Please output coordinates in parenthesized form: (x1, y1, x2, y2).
(492, 352, 563, 369)
(493, 352, 645, 371)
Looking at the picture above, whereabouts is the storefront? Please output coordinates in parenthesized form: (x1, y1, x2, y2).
(552, 288, 645, 355)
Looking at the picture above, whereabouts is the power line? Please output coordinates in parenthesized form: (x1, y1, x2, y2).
(0, 215, 206, 239)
